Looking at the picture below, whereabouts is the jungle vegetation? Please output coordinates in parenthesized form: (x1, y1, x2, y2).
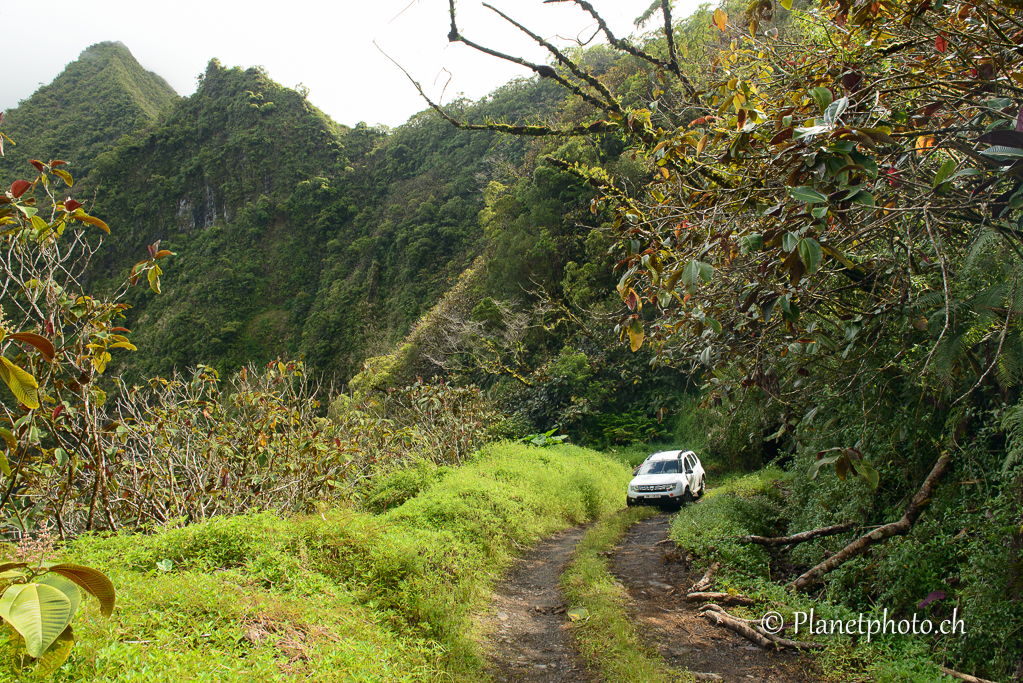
(0, 0, 1021, 678)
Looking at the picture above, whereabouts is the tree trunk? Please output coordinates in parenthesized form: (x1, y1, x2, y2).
(790, 451, 952, 591)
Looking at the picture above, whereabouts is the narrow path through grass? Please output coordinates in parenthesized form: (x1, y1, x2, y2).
(560, 507, 693, 683)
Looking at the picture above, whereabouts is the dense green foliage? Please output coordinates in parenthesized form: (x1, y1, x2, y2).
(0, 444, 631, 682)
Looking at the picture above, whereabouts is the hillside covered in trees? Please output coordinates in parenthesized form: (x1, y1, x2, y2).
(0, 0, 1021, 679)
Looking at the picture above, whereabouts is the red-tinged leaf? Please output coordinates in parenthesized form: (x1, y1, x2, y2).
(770, 128, 794, 145)
(49, 160, 67, 167)
(154, 250, 174, 259)
(1017, 107, 1023, 133)
(72, 211, 110, 233)
(976, 130, 1023, 148)
(691, 117, 707, 126)
(63, 199, 83, 212)
(52, 405, 64, 420)
(8, 333, 55, 362)
(147, 244, 156, 259)
(917, 590, 946, 608)
(935, 33, 947, 53)
(626, 289, 639, 311)
(10, 180, 31, 198)
(110, 327, 131, 333)
(29, 159, 46, 173)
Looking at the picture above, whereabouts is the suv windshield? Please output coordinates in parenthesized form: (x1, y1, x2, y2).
(639, 460, 680, 475)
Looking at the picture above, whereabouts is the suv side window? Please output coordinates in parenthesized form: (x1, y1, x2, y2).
(683, 456, 693, 473)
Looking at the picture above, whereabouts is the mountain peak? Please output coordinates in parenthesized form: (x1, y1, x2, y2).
(0, 42, 178, 185)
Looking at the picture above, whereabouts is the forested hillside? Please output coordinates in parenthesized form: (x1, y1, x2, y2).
(0, 0, 1021, 679)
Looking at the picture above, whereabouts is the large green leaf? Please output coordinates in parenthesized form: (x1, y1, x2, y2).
(0, 358, 39, 409)
(0, 583, 74, 657)
(9, 624, 74, 678)
(798, 238, 823, 275)
(788, 186, 827, 204)
(48, 564, 115, 616)
(36, 574, 81, 617)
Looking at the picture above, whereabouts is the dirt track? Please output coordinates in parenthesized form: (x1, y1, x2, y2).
(478, 512, 811, 683)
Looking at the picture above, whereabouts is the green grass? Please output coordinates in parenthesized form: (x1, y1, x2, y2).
(668, 467, 791, 579)
(0, 442, 632, 682)
(560, 508, 692, 683)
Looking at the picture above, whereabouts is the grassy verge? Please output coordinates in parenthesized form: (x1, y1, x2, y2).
(560, 507, 692, 683)
(667, 469, 956, 682)
(0, 443, 633, 682)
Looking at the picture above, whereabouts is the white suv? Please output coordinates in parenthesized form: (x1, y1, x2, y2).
(626, 450, 706, 508)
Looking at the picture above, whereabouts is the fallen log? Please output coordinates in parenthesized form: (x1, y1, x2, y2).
(685, 591, 756, 606)
(701, 604, 823, 651)
(790, 451, 952, 591)
(737, 521, 855, 547)
(688, 562, 720, 594)
(753, 625, 825, 651)
(938, 666, 1000, 683)
(702, 609, 775, 649)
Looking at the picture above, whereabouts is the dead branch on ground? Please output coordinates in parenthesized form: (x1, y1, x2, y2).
(737, 521, 855, 547)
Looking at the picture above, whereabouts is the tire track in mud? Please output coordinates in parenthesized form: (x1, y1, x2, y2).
(478, 525, 599, 682)
(610, 513, 811, 683)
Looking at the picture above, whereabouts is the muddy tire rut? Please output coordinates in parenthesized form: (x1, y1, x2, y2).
(610, 513, 810, 683)
(478, 525, 599, 682)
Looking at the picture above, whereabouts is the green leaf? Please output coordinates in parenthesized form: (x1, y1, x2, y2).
(933, 159, 956, 188)
(568, 607, 590, 622)
(798, 238, 823, 274)
(789, 186, 827, 204)
(739, 234, 763, 253)
(47, 564, 116, 617)
(52, 169, 73, 187)
(0, 427, 16, 451)
(147, 267, 161, 294)
(628, 318, 645, 352)
(810, 87, 833, 113)
(850, 190, 875, 207)
(23, 625, 74, 678)
(35, 575, 81, 617)
(809, 454, 840, 480)
(782, 232, 799, 251)
(811, 206, 828, 219)
(0, 452, 10, 478)
(946, 168, 982, 183)
(779, 295, 800, 323)
(0, 357, 40, 409)
(823, 96, 849, 126)
(981, 145, 1023, 159)
(760, 296, 781, 323)
(0, 583, 74, 657)
(780, 0, 792, 9)
(856, 460, 879, 489)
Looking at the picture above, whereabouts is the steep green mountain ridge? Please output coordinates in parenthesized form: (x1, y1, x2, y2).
(0, 42, 177, 185)
(4, 44, 566, 381)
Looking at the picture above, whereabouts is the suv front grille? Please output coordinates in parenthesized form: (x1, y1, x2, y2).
(635, 484, 675, 492)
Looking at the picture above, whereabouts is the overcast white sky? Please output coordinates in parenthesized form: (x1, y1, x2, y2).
(0, 0, 705, 129)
